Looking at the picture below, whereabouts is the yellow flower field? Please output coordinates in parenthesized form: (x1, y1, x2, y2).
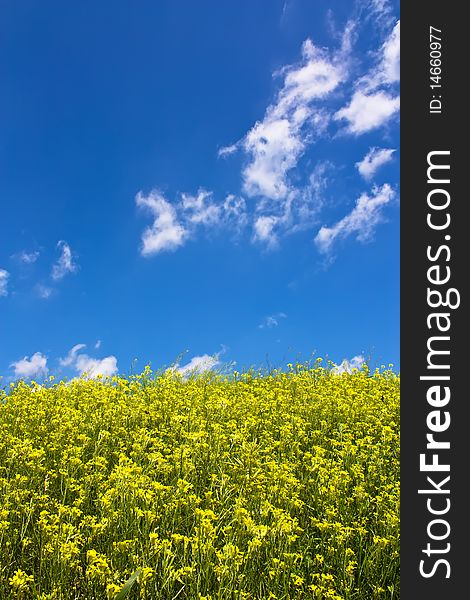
(0, 362, 399, 599)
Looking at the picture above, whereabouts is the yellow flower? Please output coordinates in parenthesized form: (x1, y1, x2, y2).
(106, 583, 121, 600)
(9, 569, 34, 594)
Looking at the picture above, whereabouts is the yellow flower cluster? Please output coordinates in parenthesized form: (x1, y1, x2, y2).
(0, 362, 399, 598)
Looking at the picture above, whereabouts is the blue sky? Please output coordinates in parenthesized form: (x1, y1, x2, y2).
(1, 0, 400, 382)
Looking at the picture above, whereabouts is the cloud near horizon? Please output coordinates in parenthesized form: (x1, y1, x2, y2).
(172, 347, 229, 377)
(175, 354, 220, 376)
(333, 354, 365, 374)
(60, 344, 118, 378)
(10, 352, 49, 379)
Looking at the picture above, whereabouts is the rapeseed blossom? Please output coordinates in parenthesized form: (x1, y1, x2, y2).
(0, 363, 399, 598)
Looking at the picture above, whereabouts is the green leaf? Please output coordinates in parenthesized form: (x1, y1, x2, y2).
(115, 570, 140, 600)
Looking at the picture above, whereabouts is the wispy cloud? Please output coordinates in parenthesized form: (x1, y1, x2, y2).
(250, 160, 331, 249)
(218, 143, 238, 158)
(181, 190, 221, 227)
(334, 17, 399, 135)
(355, 19, 400, 92)
(258, 312, 287, 329)
(356, 147, 395, 180)
(0, 269, 9, 297)
(136, 190, 188, 256)
(280, 0, 294, 25)
(51, 241, 78, 281)
(11, 352, 48, 379)
(222, 194, 249, 234)
(315, 183, 395, 254)
(379, 20, 400, 85)
(136, 189, 249, 256)
(333, 354, 365, 374)
(14, 250, 40, 264)
(290, 161, 332, 233)
(35, 284, 54, 299)
(362, 0, 396, 31)
(60, 343, 118, 378)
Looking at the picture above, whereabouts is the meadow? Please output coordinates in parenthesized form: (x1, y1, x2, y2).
(0, 362, 399, 599)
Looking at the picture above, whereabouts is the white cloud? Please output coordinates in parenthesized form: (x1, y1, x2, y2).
(243, 118, 303, 200)
(17, 250, 40, 264)
(218, 143, 238, 158)
(281, 39, 345, 104)
(334, 90, 399, 134)
(306, 161, 330, 200)
(356, 147, 395, 180)
(0, 269, 9, 297)
(227, 14, 399, 252)
(136, 188, 250, 255)
(35, 284, 54, 299)
(51, 241, 78, 280)
(60, 343, 118, 378)
(218, 194, 249, 241)
(240, 38, 345, 201)
(289, 161, 331, 233)
(258, 312, 287, 329)
(251, 188, 299, 248)
(356, 0, 396, 37)
(11, 352, 48, 379)
(333, 355, 364, 374)
(380, 20, 400, 85)
(59, 344, 87, 367)
(281, 0, 293, 24)
(249, 160, 330, 249)
(136, 190, 188, 256)
(222, 194, 248, 231)
(364, 0, 395, 31)
(134, 13, 399, 257)
(359, 19, 400, 92)
(181, 190, 221, 226)
(74, 354, 118, 378)
(95, 340, 102, 349)
(175, 353, 221, 377)
(314, 183, 394, 254)
(252, 215, 282, 248)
